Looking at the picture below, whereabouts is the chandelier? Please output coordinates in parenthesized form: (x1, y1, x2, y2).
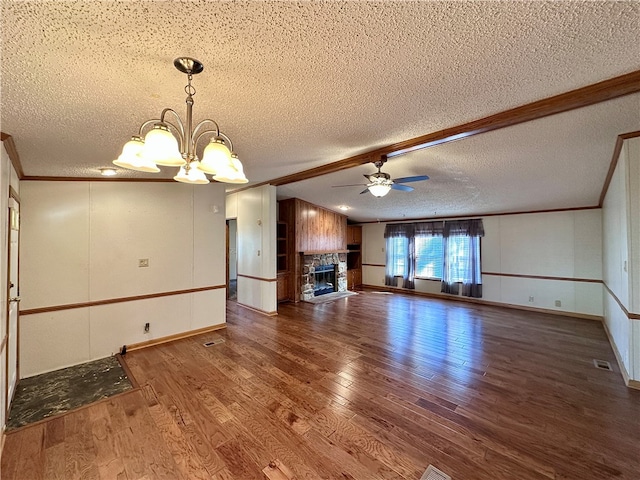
(113, 57, 248, 185)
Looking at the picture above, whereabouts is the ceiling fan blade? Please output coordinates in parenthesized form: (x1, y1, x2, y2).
(332, 183, 367, 188)
(360, 188, 371, 195)
(392, 175, 429, 183)
(363, 174, 373, 181)
(391, 184, 414, 192)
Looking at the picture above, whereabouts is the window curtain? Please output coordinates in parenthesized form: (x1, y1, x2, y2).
(384, 223, 416, 289)
(441, 219, 484, 297)
(414, 221, 444, 237)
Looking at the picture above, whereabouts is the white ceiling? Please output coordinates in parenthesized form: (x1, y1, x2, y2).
(1, 1, 639, 222)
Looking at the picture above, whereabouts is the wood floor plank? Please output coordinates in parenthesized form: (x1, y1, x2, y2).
(3, 290, 640, 479)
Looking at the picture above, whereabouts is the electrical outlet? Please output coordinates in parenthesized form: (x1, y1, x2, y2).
(555, 300, 561, 307)
(144, 322, 150, 333)
(528, 296, 534, 302)
(138, 258, 149, 267)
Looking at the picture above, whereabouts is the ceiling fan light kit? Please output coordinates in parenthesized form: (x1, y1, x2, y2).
(333, 157, 429, 197)
(113, 57, 248, 185)
(367, 180, 393, 197)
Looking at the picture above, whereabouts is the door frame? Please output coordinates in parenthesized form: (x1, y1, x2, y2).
(5, 186, 20, 417)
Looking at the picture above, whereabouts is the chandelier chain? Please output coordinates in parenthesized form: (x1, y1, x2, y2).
(185, 74, 196, 97)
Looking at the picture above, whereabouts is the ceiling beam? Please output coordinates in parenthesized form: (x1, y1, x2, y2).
(383, 69, 640, 159)
(249, 69, 640, 190)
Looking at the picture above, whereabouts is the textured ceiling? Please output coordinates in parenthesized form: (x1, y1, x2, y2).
(1, 1, 639, 222)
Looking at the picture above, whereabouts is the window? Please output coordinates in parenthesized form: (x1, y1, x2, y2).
(445, 235, 480, 283)
(415, 235, 443, 279)
(389, 236, 408, 277)
(384, 219, 484, 298)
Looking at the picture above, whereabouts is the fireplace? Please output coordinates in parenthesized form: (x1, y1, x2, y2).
(313, 264, 336, 296)
(300, 253, 348, 301)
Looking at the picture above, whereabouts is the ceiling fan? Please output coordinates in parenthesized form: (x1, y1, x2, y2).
(333, 158, 429, 197)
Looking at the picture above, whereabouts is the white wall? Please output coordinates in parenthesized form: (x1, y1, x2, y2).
(19, 181, 228, 377)
(226, 185, 277, 314)
(603, 137, 640, 382)
(363, 208, 603, 317)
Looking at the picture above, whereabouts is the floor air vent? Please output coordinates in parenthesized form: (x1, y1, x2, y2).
(203, 338, 225, 347)
(593, 359, 612, 371)
(421, 465, 452, 480)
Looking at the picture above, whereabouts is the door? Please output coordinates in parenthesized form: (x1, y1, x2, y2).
(6, 197, 19, 410)
(227, 219, 238, 300)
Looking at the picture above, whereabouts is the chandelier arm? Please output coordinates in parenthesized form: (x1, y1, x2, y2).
(191, 119, 221, 144)
(136, 119, 161, 136)
(159, 108, 186, 143)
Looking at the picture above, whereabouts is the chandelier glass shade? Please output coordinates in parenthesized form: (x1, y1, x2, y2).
(174, 161, 210, 184)
(113, 136, 160, 173)
(198, 138, 233, 175)
(113, 57, 248, 185)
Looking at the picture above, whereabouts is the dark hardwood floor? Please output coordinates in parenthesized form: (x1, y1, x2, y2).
(2, 290, 639, 479)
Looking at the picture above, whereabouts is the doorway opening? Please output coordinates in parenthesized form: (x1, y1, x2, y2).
(227, 219, 237, 300)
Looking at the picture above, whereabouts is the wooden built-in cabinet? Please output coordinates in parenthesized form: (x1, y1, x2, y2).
(277, 273, 290, 302)
(346, 225, 362, 290)
(347, 224, 362, 245)
(277, 221, 288, 272)
(276, 221, 291, 302)
(278, 198, 348, 302)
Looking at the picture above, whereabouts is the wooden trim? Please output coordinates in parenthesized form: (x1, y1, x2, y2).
(353, 205, 601, 225)
(115, 353, 139, 389)
(599, 130, 640, 206)
(362, 263, 385, 268)
(362, 284, 603, 321)
(231, 151, 376, 193)
(0, 133, 25, 179)
(19, 285, 226, 316)
(125, 323, 226, 352)
(237, 273, 277, 283)
(22, 176, 175, 183)
(603, 282, 640, 320)
(234, 70, 640, 191)
(236, 302, 278, 317)
(482, 272, 602, 284)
